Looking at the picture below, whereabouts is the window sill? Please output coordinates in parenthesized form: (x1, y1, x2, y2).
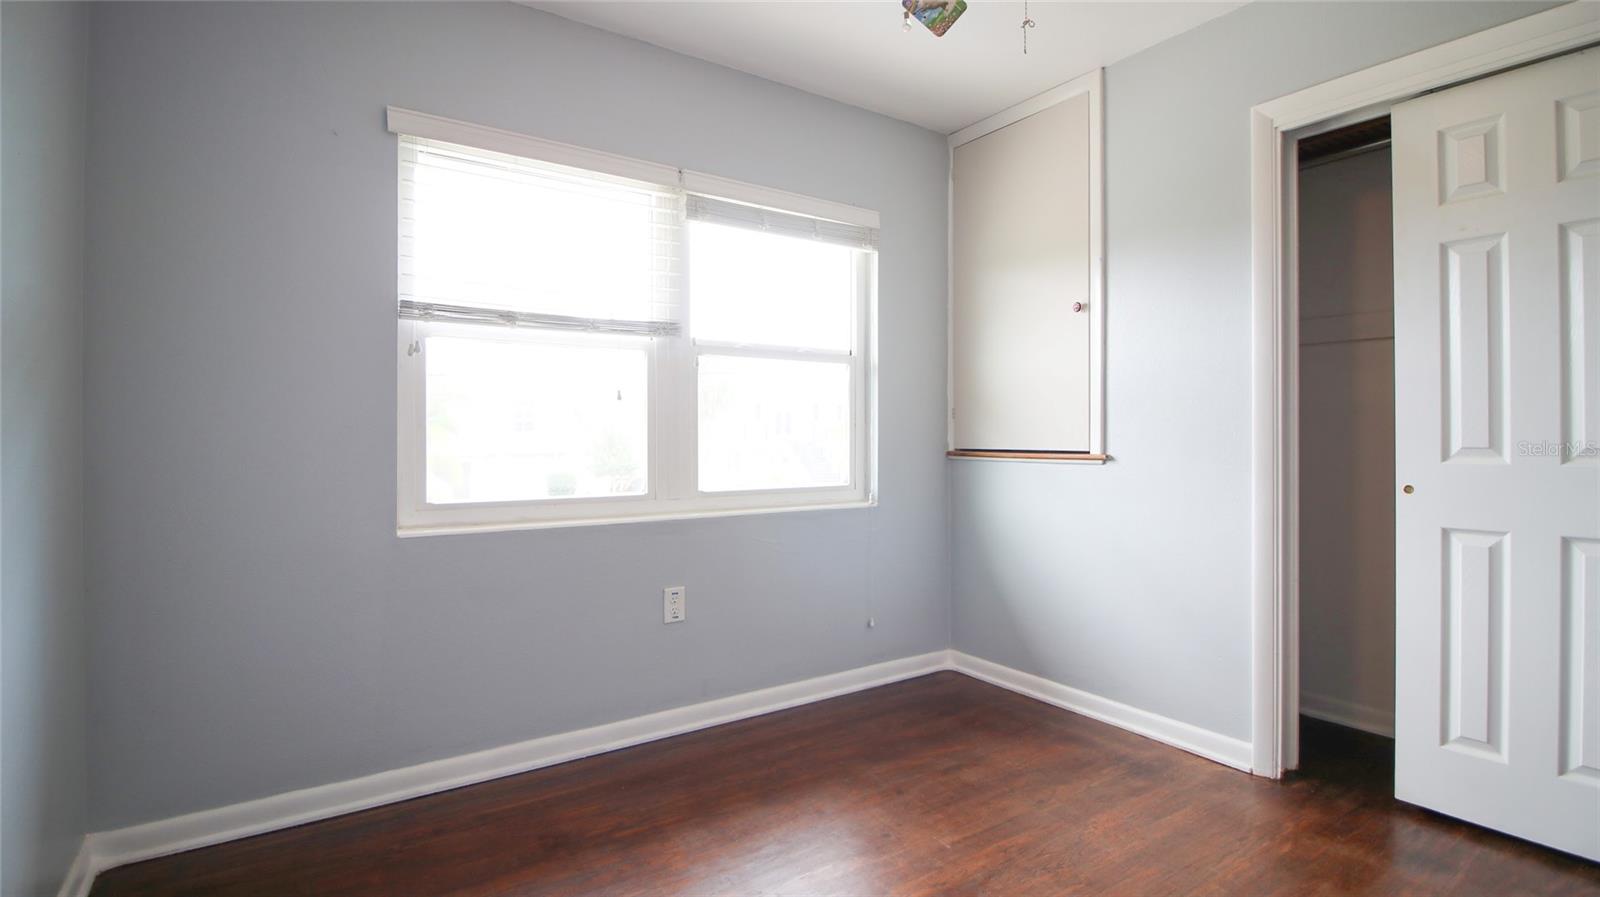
(397, 498, 878, 538)
(946, 450, 1109, 464)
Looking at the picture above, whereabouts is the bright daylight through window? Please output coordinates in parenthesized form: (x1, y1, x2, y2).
(396, 130, 876, 531)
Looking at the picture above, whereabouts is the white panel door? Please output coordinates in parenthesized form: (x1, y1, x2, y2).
(1392, 47, 1600, 860)
(951, 94, 1090, 451)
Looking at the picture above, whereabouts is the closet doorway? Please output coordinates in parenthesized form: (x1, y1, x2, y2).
(1294, 118, 1396, 778)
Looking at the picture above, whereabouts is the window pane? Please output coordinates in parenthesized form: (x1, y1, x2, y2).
(698, 354, 851, 492)
(689, 221, 854, 351)
(425, 335, 647, 503)
(406, 142, 675, 321)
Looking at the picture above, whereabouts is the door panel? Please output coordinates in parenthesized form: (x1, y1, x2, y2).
(1392, 47, 1600, 861)
(951, 95, 1090, 451)
(1441, 527, 1508, 757)
(1562, 537, 1600, 782)
(1442, 234, 1508, 461)
(1562, 218, 1598, 465)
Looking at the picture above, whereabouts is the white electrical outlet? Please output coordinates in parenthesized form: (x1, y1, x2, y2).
(664, 586, 686, 623)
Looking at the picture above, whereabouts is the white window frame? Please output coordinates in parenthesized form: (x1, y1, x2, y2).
(390, 108, 878, 535)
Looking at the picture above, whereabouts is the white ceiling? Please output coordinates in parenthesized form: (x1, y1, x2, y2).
(530, 1, 1245, 133)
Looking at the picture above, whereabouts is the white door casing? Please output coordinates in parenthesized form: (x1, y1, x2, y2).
(1391, 47, 1600, 860)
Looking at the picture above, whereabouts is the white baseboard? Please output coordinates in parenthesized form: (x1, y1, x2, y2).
(55, 839, 96, 897)
(1299, 691, 1395, 738)
(61, 648, 1258, 896)
(59, 650, 951, 897)
(948, 651, 1256, 773)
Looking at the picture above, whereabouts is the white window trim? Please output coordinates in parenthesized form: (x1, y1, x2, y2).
(390, 109, 878, 535)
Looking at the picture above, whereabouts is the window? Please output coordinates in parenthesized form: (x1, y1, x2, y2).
(393, 113, 876, 532)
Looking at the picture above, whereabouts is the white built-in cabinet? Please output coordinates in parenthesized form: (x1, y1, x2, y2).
(948, 70, 1104, 461)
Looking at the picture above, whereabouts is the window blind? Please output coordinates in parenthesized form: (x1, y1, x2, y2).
(398, 135, 682, 334)
(686, 194, 879, 251)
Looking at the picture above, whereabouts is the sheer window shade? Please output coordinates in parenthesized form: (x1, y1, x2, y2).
(396, 136, 880, 335)
(398, 135, 682, 333)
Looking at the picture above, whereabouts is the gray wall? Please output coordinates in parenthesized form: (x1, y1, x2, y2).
(31, 0, 1559, 850)
(1298, 147, 1396, 734)
(951, 1, 1552, 742)
(2, 3, 91, 894)
(84, 2, 950, 830)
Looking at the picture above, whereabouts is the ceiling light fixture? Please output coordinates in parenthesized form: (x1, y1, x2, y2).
(901, 0, 967, 37)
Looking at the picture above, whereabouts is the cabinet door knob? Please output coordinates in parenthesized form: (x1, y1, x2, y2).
(1403, 484, 1415, 494)
(1072, 301, 1085, 313)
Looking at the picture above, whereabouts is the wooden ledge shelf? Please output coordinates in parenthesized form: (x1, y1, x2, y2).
(947, 450, 1109, 463)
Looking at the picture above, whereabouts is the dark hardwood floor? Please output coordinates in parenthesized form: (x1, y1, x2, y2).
(93, 672, 1600, 896)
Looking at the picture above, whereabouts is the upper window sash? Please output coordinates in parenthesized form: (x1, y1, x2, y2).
(394, 123, 881, 345)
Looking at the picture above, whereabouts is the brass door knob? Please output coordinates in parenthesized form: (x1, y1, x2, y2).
(1403, 484, 1415, 494)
